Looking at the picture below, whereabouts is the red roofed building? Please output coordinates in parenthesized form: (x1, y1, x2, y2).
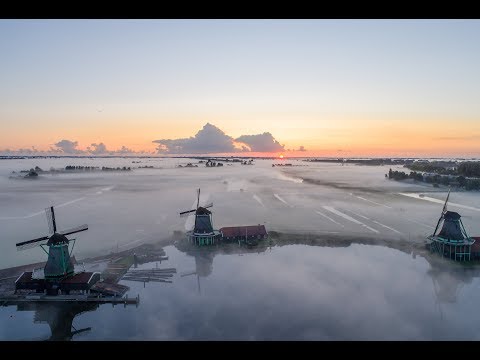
(220, 225, 268, 242)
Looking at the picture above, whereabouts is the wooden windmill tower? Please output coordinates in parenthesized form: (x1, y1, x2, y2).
(13, 206, 101, 295)
(427, 190, 475, 261)
(179, 189, 222, 246)
(15, 206, 88, 280)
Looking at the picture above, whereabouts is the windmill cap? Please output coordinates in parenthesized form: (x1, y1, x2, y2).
(443, 211, 461, 220)
(47, 233, 70, 245)
(196, 207, 212, 215)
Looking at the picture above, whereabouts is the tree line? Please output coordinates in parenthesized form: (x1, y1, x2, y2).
(387, 168, 480, 190)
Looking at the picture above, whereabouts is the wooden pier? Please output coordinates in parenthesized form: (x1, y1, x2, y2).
(0, 293, 139, 306)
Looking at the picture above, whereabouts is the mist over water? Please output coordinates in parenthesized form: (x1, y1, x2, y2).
(1, 157, 480, 340)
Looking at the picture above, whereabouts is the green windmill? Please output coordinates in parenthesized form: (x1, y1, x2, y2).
(179, 188, 222, 246)
(15, 206, 88, 280)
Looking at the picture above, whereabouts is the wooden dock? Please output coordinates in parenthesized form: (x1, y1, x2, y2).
(0, 293, 139, 306)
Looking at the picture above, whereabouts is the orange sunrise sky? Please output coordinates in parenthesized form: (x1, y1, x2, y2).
(1, 20, 480, 158)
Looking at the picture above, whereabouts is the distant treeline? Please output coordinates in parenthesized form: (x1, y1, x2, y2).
(405, 161, 480, 177)
(65, 165, 131, 171)
(196, 157, 253, 163)
(387, 168, 480, 190)
(457, 162, 480, 177)
(305, 158, 415, 166)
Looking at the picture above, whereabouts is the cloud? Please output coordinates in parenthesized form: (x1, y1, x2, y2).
(235, 133, 285, 153)
(117, 146, 135, 154)
(153, 123, 239, 154)
(0, 142, 150, 156)
(54, 139, 83, 154)
(90, 142, 109, 155)
(153, 123, 285, 154)
(297, 146, 307, 152)
(14, 148, 36, 155)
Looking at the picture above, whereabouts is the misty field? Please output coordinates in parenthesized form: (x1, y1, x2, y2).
(1, 157, 480, 340)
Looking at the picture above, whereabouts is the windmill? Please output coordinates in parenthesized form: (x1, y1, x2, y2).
(15, 302, 98, 341)
(180, 251, 214, 294)
(180, 270, 201, 294)
(179, 189, 221, 246)
(427, 189, 475, 261)
(15, 206, 88, 283)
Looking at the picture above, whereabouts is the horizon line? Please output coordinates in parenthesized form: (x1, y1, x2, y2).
(1, 155, 479, 160)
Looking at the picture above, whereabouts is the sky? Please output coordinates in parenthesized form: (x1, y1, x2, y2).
(1, 19, 480, 158)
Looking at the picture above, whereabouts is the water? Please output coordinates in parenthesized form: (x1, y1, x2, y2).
(2, 243, 480, 340)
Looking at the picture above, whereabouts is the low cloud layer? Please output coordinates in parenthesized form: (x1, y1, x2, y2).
(153, 123, 285, 154)
(0, 140, 153, 156)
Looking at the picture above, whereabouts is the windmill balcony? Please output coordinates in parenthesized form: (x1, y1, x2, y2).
(186, 230, 222, 246)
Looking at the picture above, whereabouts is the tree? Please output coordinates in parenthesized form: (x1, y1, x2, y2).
(457, 176, 466, 187)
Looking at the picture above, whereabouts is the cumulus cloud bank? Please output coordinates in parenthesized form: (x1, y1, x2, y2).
(154, 123, 238, 154)
(54, 139, 81, 154)
(153, 123, 285, 154)
(89, 142, 109, 155)
(235, 133, 284, 152)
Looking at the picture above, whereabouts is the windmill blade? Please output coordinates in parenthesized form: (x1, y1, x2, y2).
(432, 189, 451, 236)
(204, 202, 213, 209)
(180, 270, 197, 277)
(16, 236, 49, 251)
(197, 188, 200, 209)
(180, 209, 196, 217)
(45, 207, 55, 234)
(442, 188, 451, 214)
(432, 216, 443, 237)
(59, 224, 88, 236)
(71, 327, 91, 338)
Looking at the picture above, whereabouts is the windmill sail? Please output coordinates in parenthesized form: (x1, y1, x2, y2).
(432, 189, 451, 236)
(179, 188, 213, 217)
(45, 206, 56, 234)
(180, 204, 213, 217)
(442, 189, 450, 214)
(180, 208, 196, 217)
(59, 224, 88, 236)
(16, 235, 49, 251)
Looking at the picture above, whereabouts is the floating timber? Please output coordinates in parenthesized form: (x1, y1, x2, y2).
(121, 267, 176, 284)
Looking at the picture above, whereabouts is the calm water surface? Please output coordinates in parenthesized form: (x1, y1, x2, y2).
(1, 243, 480, 340)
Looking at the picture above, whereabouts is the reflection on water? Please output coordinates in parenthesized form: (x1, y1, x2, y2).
(0, 301, 103, 341)
(179, 250, 214, 294)
(16, 302, 98, 341)
(3, 241, 480, 340)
